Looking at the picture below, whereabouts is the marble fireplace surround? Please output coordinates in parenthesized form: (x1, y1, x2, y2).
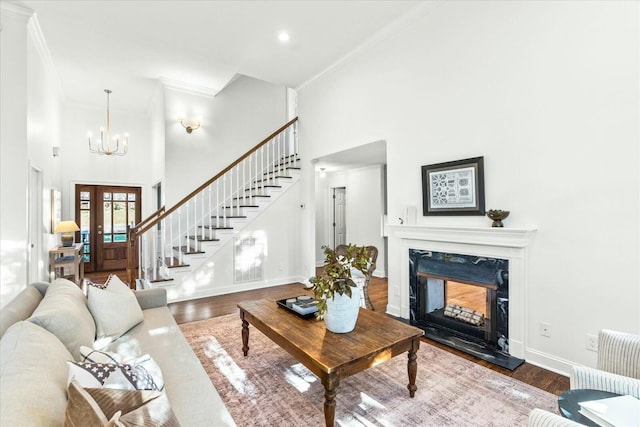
(388, 224, 536, 360)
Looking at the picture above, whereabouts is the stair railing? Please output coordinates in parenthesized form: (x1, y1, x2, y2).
(127, 117, 298, 286)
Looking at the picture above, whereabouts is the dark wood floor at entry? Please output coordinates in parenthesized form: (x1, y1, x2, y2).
(86, 270, 570, 396)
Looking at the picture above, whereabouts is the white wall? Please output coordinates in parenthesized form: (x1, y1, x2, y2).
(0, 4, 31, 307)
(26, 16, 64, 282)
(314, 166, 386, 277)
(1, 4, 66, 306)
(61, 101, 153, 218)
(298, 1, 639, 373)
(164, 75, 287, 207)
(164, 180, 303, 301)
(148, 83, 165, 214)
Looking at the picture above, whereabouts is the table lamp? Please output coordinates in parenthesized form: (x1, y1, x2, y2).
(55, 221, 80, 247)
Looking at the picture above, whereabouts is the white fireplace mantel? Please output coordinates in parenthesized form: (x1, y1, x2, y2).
(387, 223, 537, 359)
(387, 224, 537, 248)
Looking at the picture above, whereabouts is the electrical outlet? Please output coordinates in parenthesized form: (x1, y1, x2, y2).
(586, 334, 598, 352)
(540, 322, 552, 337)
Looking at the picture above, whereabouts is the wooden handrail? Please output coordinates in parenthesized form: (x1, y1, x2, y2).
(133, 206, 165, 232)
(126, 117, 298, 286)
(133, 117, 297, 238)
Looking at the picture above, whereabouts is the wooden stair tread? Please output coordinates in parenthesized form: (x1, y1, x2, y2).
(163, 257, 189, 268)
(211, 215, 246, 219)
(187, 235, 220, 242)
(233, 195, 270, 200)
(197, 225, 233, 230)
(173, 246, 205, 254)
(254, 176, 292, 183)
(245, 185, 281, 191)
(222, 205, 259, 208)
(149, 278, 174, 283)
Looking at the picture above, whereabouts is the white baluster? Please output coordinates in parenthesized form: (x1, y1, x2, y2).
(197, 194, 201, 251)
(245, 158, 249, 204)
(277, 134, 281, 175)
(177, 207, 182, 265)
(168, 216, 173, 267)
(160, 218, 165, 268)
(138, 234, 143, 279)
(208, 185, 212, 240)
(293, 122, 298, 167)
(223, 175, 227, 224)
(216, 180, 220, 228)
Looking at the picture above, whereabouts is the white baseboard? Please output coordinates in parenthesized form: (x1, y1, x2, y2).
(523, 347, 573, 377)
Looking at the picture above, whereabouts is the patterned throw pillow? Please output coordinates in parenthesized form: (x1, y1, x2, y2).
(65, 380, 179, 427)
(79, 346, 123, 364)
(68, 361, 160, 391)
(85, 278, 108, 290)
(78, 346, 165, 391)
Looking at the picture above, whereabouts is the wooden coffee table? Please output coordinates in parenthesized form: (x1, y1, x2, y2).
(238, 299, 424, 426)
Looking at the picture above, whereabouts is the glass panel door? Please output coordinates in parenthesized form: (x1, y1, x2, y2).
(76, 184, 141, 272)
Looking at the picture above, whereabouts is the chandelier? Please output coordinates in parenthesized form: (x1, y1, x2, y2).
(88, 89, 128, 156)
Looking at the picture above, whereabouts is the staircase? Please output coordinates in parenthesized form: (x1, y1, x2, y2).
(127, 118, 299, 296)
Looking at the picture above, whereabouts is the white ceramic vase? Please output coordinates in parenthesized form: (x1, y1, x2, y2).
(324, 291, 360, 333)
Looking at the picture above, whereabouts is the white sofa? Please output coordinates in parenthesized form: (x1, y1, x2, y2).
(0, 278, 236, 426)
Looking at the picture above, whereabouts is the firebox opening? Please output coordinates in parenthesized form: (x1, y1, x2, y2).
(416, 275, 496, 345)
(409, 249, 524, 370)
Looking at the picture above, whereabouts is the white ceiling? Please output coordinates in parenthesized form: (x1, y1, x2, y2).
(21, 0, 421, 113)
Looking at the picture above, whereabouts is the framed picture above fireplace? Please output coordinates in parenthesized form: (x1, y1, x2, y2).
(422, 156, 485, 216)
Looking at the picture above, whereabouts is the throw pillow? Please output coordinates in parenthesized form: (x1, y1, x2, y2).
(87, 275, 143, 342)
(67, 361, 160, 391)
(28, 278, 96, 360)
(104, 274, 131, 293)
(78, 347, 165, 390)
(79, 345, 123, 364)
(64, 379, 116, 427)
(85, 278, 108, 290)
(65, 380, 179, 427)
(1, 321, 74, 427)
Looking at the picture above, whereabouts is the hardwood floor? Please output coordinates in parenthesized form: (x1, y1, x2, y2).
(87, 269, 570, 396)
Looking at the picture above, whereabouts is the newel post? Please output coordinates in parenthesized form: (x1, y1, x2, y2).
(127, 226, 136, 289)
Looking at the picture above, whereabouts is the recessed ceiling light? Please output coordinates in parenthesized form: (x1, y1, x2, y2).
(278, 31, 290, 43)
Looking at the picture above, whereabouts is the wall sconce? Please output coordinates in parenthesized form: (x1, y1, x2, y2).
(179, 119, 201, 134)
(52, 146, 60, 157)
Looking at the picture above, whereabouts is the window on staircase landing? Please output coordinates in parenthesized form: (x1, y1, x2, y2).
(234, 230, 267, 283)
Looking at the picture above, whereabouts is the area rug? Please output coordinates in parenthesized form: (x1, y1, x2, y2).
(180, 314, 558, 426)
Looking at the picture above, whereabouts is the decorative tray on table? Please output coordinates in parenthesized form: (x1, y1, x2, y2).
(276, 295, 319, 319)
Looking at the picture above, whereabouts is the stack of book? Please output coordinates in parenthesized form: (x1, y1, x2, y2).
(578, 394, 640, 427)
(290, 296, 319, 316)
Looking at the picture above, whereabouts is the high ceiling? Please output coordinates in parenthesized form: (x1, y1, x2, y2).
(21, 1, 422, 113)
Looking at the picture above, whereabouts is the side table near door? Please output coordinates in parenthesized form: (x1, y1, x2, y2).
(49, 243, 84, 285)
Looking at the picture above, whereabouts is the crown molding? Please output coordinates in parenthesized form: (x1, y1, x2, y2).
(296, 0, 445, 91)
(27, 13, 63, 98)
(0, 2, 34, 20)
(159, 77, 217, 98)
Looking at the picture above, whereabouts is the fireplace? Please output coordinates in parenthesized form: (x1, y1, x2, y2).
(409, 250, 521, 369)
(387, 224, 536, 370)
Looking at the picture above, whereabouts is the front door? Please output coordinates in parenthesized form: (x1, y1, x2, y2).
(76, 185, 141, 272)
